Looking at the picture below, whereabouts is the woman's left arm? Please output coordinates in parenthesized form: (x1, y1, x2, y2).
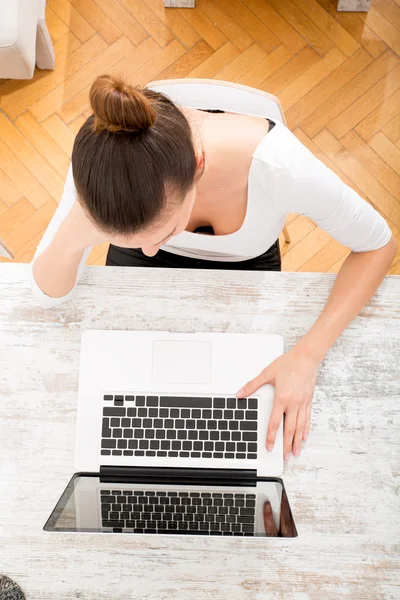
(237, 236, 397, 461)
(237, 236, 397, 462)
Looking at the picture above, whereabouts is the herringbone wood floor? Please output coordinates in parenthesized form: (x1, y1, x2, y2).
(0, 0, 399, 273)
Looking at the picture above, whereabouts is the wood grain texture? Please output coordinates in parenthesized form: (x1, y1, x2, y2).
(0, 0, 399, 273)
(0, 264, 399, 600)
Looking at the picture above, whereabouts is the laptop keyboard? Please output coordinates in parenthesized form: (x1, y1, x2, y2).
(100, 394, 258, 460)
(100, 489, 256, 535)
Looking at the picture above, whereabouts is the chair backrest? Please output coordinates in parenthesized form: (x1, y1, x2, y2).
(145, 78, 286, 125)
(0, 237, 14, 259)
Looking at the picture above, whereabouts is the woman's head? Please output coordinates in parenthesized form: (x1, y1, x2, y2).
(71, 74, 204, 255)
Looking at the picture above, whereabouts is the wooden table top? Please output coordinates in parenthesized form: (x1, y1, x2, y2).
(1, 264, 399, 600)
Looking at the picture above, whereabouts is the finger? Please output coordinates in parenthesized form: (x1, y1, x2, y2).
(236, 364, 275, 398)
(303, 402, 312, 441)
(283, 410, 297, 461)
(263, 501, 278, 537)
(266, 403, 284, 451)
(292, 406, 306, 457)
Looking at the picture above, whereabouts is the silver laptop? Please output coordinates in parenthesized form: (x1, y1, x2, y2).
(44, 330, 297, 538)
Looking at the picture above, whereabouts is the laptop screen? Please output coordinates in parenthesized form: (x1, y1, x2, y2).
(44, 474, 297, 537)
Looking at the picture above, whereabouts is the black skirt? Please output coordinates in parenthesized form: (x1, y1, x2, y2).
(106, 238, 281, 272)
(106, 112, 281, 272)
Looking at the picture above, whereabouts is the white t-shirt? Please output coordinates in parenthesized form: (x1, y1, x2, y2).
(30, 119, 392, 307)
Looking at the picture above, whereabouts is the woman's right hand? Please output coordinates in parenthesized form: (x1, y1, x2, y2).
(65, 200, 110, 251)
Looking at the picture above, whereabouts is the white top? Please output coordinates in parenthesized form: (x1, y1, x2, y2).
(30, 119, 392, 308)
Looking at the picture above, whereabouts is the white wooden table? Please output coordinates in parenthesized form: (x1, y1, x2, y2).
(1, 263, 399, 600)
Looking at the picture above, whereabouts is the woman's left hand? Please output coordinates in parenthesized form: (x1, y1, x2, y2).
(236, 347, 319, 461)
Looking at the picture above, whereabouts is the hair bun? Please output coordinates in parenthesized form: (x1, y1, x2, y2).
(89, 74, 156, 134)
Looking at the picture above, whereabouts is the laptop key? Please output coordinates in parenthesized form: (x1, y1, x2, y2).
(136, 396, 145, 406)
(128, 440, 138, 449)
(103, 520, 124, 528)
(102, 418, 112, 438)
(232, 432, 241, 441)
(147, 396, 158, 406)
(218, 421, 228, 430)
(134, 429, 144, 439)
(104, 407, 125, 417)
(123, 450, 133, 456)
(207, 420, 217, 430)
(102, 439, 116, 448)
(240, 508, 255, 516)
(240, 421, 257, 431)
(104, 395, 113, 401)
(245, 411, 257, 420)
(248, 398, 258, 410)
(199, 431, 208, 440)
(101, 450, 111, 455)
(213, 398, 225, 408)
(160, 396, 212, 408)
(242, 432, 257, 441)
(167, 430, 176, 440)
(156, 430, 165, 439)
(145, 430, 155, 439)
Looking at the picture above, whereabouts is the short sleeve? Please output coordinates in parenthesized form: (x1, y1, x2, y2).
(30, 164, 92, 308)
(274, 131, 392, 252)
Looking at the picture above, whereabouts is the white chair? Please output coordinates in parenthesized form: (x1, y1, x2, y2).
(0, 0, 55, 80)
(0, 238, 14, 260)
(146, 78, 291, 243)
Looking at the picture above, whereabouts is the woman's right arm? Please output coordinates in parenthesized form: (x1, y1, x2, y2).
(30, 166, 108, 308)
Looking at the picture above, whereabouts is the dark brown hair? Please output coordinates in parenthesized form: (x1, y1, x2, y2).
(71, 74, 201, 235)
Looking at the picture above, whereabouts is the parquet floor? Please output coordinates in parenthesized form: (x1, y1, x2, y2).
(0, 0, 399, 273)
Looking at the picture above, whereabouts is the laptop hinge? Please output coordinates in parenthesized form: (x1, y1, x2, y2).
(100, 465, 257, 487)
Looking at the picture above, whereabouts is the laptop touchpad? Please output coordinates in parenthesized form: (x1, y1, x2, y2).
(152, 340, 212, 384)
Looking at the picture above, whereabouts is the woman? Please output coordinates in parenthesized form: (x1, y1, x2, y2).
(31, 75, 397, 463)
